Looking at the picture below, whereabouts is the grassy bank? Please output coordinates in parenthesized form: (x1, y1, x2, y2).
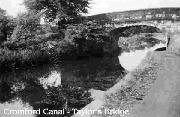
(81, 51, 165, 117)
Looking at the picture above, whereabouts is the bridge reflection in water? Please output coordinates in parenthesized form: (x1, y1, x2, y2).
(119, 43, 166, 71)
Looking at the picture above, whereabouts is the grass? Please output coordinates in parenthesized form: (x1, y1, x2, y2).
(0, 48, 48, 71)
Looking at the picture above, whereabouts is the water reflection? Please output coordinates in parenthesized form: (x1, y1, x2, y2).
(118, 43, 166, 71)
(0, 81, 14, 103)
(0, 57, 125, 117)
(0, 98, 35, 117)
(39, 71, 62, 89)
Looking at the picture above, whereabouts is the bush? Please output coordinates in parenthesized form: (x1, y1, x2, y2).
(11, 12, 40, 41)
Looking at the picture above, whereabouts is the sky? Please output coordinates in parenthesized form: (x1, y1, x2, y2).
(0, 0, 26, 17)
(0, 0, 180, 17)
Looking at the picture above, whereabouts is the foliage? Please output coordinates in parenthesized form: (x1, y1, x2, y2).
(109, 25, 162, 52)
(0, 34, 76, 72)
(72, 23, 111, 57)
(0, 8, 16, 44)
(0, 8, 6, 15)
(24, 0, 90, 22)
(11, 12, 40, 41)
(118, 34, 162, 51)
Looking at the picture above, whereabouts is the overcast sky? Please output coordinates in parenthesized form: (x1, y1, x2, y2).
(0, 0, 25, 16)
(89, 0, 180, 15)
(0, 0, 180, 17)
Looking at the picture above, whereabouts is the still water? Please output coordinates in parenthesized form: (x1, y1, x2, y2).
(0, 43, 165, 117)
(119, 43, 166, 71)
(0, 57, 124, 117)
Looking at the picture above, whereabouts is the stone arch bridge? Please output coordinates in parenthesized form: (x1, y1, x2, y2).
(106, 20, 180, 47)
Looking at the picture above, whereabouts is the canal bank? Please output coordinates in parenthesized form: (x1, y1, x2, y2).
(73, 42, 165, 117)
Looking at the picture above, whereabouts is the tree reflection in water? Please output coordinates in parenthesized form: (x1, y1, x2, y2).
(0, 57, 125, 117)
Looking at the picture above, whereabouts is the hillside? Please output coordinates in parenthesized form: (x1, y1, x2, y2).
(87, 7, 180, 22)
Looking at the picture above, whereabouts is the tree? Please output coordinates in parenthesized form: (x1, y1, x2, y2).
(0, 8, 6, 15)
(24, 0, 90, 22)
(0, 8, 16, 44)
(0, 8, 7, 43)
(11, 11, 41, 41)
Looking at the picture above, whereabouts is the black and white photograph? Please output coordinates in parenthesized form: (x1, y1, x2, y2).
(0, 0, 180, 117)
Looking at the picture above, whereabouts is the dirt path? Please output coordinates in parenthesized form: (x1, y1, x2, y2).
(127, 35, 180, 117)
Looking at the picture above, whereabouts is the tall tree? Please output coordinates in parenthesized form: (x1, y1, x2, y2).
(0, 8, 6, 16)
(24, 0, 90, 22)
